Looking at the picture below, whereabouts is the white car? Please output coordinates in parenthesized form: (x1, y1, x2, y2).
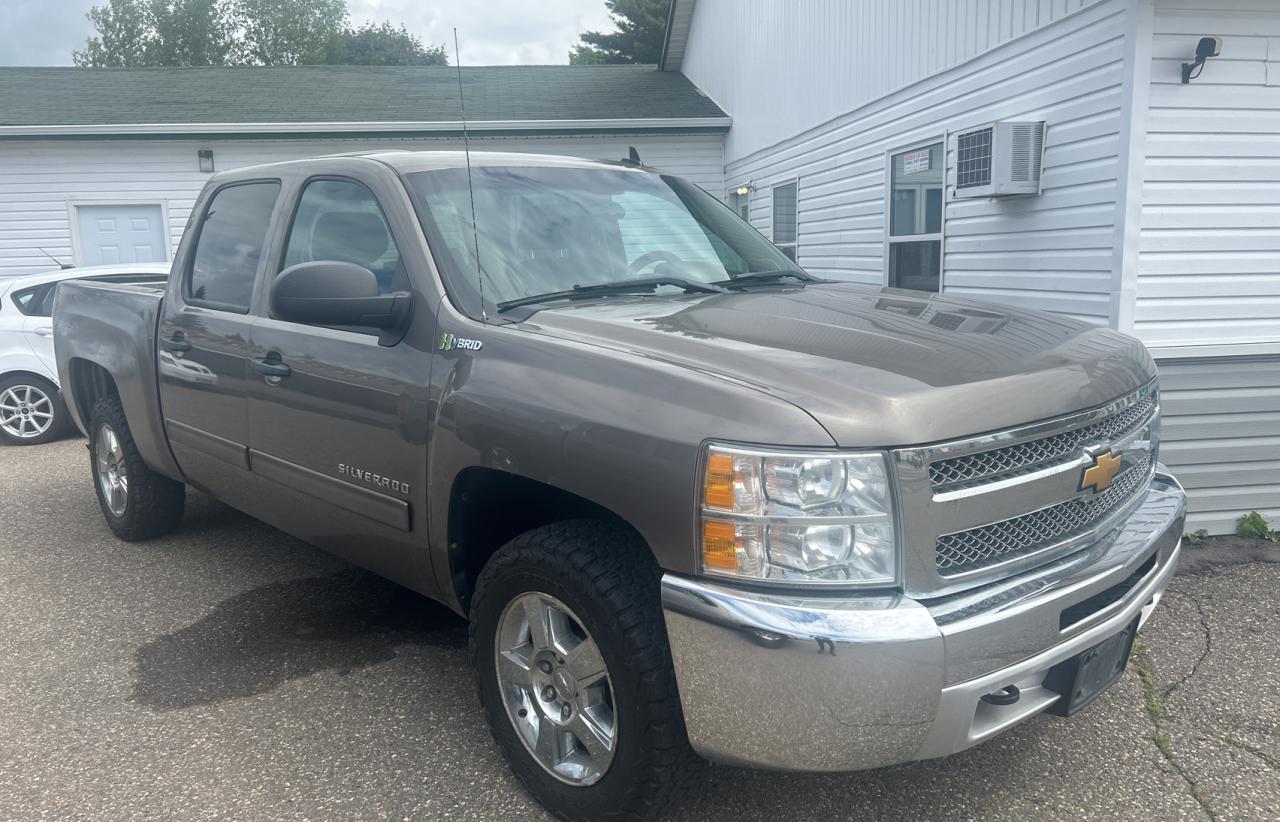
(0, 263, 169, 445)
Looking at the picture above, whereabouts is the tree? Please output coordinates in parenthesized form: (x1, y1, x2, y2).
(73, 0, 447, 67)
(74, 0, 154, 67)
(325, 21, 447, 66)
(236, 0, 346, 65)
(569, 0, 668, 65)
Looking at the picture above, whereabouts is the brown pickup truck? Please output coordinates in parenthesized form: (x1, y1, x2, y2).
(55, 151, 1185, 821)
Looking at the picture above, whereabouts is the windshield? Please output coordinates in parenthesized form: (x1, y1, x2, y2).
(406, 165, 803, 316)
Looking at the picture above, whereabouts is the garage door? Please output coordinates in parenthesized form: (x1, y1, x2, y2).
(75, 205, 167, 265)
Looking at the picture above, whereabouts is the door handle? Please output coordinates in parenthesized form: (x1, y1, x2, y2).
(33, 327, 53, 337)
(251, 357, 291, 378)
(160, 333, 191, 352)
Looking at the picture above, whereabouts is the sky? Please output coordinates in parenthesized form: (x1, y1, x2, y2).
(0, 0, 616, 66)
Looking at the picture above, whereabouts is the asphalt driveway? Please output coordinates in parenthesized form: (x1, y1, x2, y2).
(2, 439, 1277, 820)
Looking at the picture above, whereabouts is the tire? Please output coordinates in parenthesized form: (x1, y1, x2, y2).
(0, 374, 67, 446)
(88, 393, 185, 541)
(471, 520, 695, 822)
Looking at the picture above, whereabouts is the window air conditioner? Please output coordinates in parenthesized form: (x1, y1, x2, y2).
(952, 121, 1045, 198)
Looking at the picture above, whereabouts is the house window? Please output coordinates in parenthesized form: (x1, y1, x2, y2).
(772, 181, 797, 261)
(887, 142, 943, 292)
(728, 188, 749, 222)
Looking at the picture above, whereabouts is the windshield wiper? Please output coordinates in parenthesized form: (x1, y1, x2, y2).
(716, 270, 815, 288)
(497, 277, 727, 313)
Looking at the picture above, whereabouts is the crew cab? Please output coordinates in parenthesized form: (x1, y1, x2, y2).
(55, 152, 1186, 821)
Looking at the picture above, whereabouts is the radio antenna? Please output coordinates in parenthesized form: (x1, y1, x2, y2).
(37, 247, 73, 270)
(453, 28, 487, 320)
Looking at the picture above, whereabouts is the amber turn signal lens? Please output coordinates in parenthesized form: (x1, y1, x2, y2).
(702, 519, 739, 571)
(704, 452, 735, 509)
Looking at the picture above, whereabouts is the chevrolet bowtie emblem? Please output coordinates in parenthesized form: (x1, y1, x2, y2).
(1080, 449, 1123, 494)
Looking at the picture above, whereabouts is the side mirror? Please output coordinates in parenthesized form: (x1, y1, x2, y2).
(271, 261, 412, 345)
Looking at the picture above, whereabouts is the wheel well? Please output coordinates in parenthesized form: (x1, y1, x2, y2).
(66, 359, 118, 427)
(448, 468, 624, 613)
(0, 369, 57, 389)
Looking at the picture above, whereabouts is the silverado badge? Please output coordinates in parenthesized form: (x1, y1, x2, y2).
(1080, 449, 1123, 494)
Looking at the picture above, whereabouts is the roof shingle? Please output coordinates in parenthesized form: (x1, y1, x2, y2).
(0, 65, 727, 129)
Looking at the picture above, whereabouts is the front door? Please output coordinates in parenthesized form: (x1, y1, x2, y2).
(75, 205, 167, 265)
(243, 176, 433, 588)
(158, 181, 281, 501)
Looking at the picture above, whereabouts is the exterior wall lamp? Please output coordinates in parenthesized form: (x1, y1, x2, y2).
(198, 149, 215, 173)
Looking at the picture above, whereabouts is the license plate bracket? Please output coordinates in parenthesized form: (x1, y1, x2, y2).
(1045, 618, 1139, 716)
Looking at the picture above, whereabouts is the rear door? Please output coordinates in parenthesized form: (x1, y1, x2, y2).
(158, 180, 282, 499)
(242, 169, 435, 588)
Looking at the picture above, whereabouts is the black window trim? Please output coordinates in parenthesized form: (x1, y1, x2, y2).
(183, 178, 283, 315)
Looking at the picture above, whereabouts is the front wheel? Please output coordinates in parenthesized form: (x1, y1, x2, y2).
(470, 520, 694, 822)
(88, 393, 185, 541)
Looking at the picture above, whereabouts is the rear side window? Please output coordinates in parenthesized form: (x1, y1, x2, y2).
(281, 179, 403, 295)
(187, 182, 280, 311)
(11, 284, 54, 317)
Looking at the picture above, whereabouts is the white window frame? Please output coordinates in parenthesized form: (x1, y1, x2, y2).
(771, 179, 799, 262)
(727, 186, 750, 223)
(67, 199, 173, 267)
(883, 136, 945, 292)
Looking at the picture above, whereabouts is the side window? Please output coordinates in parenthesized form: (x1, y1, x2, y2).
(772, 182, 797, 262)
(281, 179, 402, 295)
(187, 181, 281, 312)
(11, 284, 53, 317)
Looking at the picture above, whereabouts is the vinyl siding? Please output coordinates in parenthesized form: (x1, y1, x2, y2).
(681, 0, 1104, 161)
(1136, 0, 1280, 349)
(710, 0, 1130, 324)
(0, 133, 724, 276)
(1157, 353, 1280, 535)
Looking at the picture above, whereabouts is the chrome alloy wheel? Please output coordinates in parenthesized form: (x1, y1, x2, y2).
(95, 423, 129, 517)
(0, 384, 54, 439)
(495, 592, 618, 786)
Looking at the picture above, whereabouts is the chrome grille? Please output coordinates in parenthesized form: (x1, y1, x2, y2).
(930, 395, 1156, 491)
(935, 455, 1153, 576)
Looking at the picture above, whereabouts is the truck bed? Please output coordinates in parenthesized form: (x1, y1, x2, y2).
(53, 279, 183, 481)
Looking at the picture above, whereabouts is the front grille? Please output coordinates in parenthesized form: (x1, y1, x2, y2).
(930, 395, 1156, 491)
(935, 455, 1153, 576)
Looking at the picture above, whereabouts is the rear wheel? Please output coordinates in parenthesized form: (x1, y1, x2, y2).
(471, 520, 694, 822)
(88, 393, 185, 541)
(0, 375, 66, 445)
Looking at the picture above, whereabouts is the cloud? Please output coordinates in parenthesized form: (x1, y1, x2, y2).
(0, 0, 616, 66)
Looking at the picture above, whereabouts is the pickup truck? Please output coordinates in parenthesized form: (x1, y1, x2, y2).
(56, 151, 1186, 821)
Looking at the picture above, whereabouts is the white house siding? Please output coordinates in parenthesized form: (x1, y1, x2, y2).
(1136, 0, 1280, 349)
(0, 133, 724, 277)
(680, 0, 1105, 161)
(1157, 353, 1280, 534)
(687, 0, 1131, 324)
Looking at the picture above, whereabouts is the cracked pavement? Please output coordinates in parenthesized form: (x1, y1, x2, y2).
(2, 439, 1278, 820)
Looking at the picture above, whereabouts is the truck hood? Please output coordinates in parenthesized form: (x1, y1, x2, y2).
(515, 283, 1155, 446)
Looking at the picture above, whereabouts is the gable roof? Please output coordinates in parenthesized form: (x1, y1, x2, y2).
(0, 64, 729, 138)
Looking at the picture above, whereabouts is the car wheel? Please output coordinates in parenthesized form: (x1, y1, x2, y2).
(471, 520, 695, 822)
(0, 374, 66, 445)
(88, 393, 185, 541)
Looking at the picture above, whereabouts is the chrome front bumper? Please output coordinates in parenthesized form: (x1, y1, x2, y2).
(660, 477, 1186, 772)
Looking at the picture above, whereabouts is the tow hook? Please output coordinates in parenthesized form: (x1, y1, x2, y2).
(980, 685, 1021, 706)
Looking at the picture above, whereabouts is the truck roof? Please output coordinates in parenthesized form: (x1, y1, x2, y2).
(211, 150, 651, 181)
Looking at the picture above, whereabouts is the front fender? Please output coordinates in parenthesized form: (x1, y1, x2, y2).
(425, 323, 835, 606)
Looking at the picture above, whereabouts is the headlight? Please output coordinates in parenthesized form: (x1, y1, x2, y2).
(699, 444, 898, 586)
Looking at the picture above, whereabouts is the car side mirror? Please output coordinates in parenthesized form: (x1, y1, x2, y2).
(271, 261, 412, 346)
